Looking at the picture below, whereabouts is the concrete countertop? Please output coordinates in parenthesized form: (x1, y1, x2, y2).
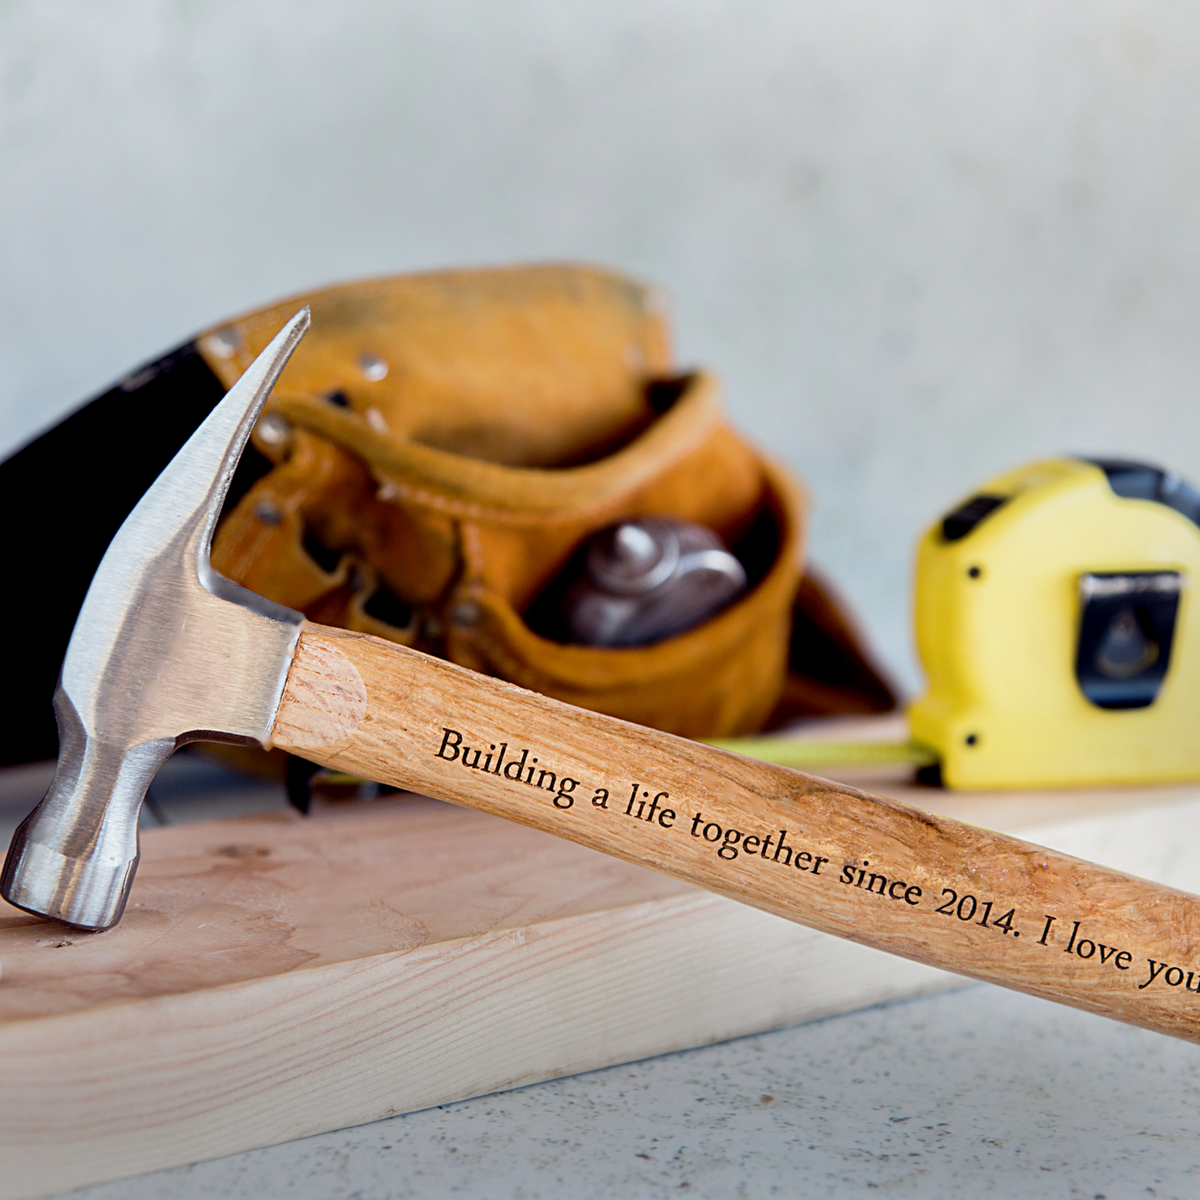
(58, 980, 1200, 1199)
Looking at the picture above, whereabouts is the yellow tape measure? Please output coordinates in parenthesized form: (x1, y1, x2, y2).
(908, 458, 1200, 789)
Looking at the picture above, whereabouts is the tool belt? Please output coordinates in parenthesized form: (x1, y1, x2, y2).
(204, 264, 894, 739)
(0, 264, 893, 768)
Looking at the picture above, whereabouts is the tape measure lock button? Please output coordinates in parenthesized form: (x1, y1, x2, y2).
(940, 494, 1008, 542)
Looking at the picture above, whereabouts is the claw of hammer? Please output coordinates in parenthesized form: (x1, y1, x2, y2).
(1, 310, 311, 930)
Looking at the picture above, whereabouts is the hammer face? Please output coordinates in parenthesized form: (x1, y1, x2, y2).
(1, 311, 310, 929)
(0, 703, 174, 929)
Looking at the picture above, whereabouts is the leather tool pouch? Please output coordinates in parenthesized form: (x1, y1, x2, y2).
(0, 264, 892, 768)
(203, 265, 894, 739)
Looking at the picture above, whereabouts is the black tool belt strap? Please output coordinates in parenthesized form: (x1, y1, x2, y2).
(1, 344, 273, 765)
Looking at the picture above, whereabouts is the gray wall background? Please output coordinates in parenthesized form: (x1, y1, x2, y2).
(3, 0, 1199, 693)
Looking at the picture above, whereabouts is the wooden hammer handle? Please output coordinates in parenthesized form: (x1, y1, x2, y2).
(271, 623, 1200, 1044)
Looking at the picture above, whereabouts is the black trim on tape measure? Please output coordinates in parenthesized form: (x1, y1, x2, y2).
(1086, 459, 1200, 529)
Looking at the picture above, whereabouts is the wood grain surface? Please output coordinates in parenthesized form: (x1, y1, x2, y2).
(0, 793, 955, 1199)
(272, 624, 1200, 1045)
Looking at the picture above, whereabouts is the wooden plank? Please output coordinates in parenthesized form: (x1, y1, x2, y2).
(2, 765, 1200, 1199)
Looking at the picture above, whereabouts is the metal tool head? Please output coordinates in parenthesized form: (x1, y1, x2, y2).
(1, 310, 311, 930)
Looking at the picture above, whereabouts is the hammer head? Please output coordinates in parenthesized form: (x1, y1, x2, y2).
(1, 310, 311, 930)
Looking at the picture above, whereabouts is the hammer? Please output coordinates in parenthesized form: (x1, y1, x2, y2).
(5, 310, 1200, 1045)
